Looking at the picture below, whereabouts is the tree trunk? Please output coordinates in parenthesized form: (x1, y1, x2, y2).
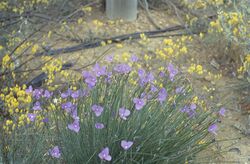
(106, 0, 138, 21)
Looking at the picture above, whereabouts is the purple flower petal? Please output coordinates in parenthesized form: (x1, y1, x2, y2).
(27, 113, 36, 122)
(83, 71, 97, 88)
(95, 123, 105, 129)
(98, 147, 112, 161)
(61, 102, 73, 113)
(167, 63, 178, 81)
(158, 88, 167, 103)
(131, 54, 138, 62)
(208, 124, 218, 135)
(61, 88, 72, 98)
(105, 72, 113, 83)
(190, 103, 197, 110)
(150, 85, 158, 93)
(119, 108, 131, 120)
(159, 71, 165, 77)
(91, 105, 104, 117)
(25, 85, 33, 93)
(133, 98, 146, 110)
(121, 140, 133, 150)
(145, 72, 154, 83)
(49, 146, 61, 158)
(219, 107, 226, 117)
(114, 64, 131, 74)
(33, 101, 42, 110)
(92, 63, 106, 77)
(71, 90, 80, 99)
(175, 86, 184, 94)
(68, 119, 80, 133)
(105, 55, 114, 62)
(33, 89, 43, 99)
(44, 90, 53, 98)
(43, 117, 49, 123)
(138, 69, 145, 78)
(70, 106, 78, 119)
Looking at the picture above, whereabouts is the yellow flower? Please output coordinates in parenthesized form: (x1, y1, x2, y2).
(144, 54, 151, 61)
(107, 40, 112, 44)
(180, 46, 188, 54)
(196, 65, 203, 75)
(164, 47, 174, 55)
(93, 19, 103, 27)
(199, 33, 204, 38)
(164, 39, 173, 46)
(31, 44, 39, 54)
(198, 140, 206, 145)
(101, 41, 106, 46)
(116, 43, 123, 48)
(187, 64, 196, 74)
(78, 18, 83, 24)
(246, 55, 250, 63)
(122, 52, 130, 62)
(46, 30, 52, 38)
(2, 54, 11, 66)
(82, 6, 92, 12)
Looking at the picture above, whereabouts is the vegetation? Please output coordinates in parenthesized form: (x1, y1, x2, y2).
(0, 0, 249, 163)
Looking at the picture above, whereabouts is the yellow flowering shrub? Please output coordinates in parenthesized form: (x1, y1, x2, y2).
(41, 57, 63, 85)
(0, 84, 32, 133)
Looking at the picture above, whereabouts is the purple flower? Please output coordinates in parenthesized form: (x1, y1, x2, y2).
(98, 147, 112, 161)
(61, 88, 72, 98)
(61, 102, 73, 113)
(43, 90, 53, 98)
(131, 54, 138, 62)
(68, 119, 80, 133)
(105, 72, 113, 83)
(121, 140, 133, 150)
(79, 89, 88, 97)
(95, 123, 105, 129)
(138, 70, 154, 86)
(147, 94, 153, 100)
(27, 113, 36, 122)
(159, 71, 165, 78)
(83, 71, 97, 88)
(33, 101, 42, 110)
(208, 124, 218, 135)
(119, 107, 131, 120)
(180, 105, 196, 118)
(43, 117, 49, 123)
(105, 55, 114, 62)
(180, 105, 188, 113)
(145, 72, 154, 84)
(133, 98, 146, 110)
(33, 89, 43, 99)
(138, 69, 145, 78)
(91, 105, 104, 117)
(92, 63, 106, 77)
(70, 106, 78, 119)
(158, 88, 167, 103)
(150, 85, 158, 93)
(167, 63, 178, 81)
(114, 64, 131, 74)
(25, 85, 33, 93)
(49, 146, 61, 158)
(175, 86, 184, 94)
(71, 90, 80, 99)
(219, 107, 226, 117)
(190, 103, 197, 110)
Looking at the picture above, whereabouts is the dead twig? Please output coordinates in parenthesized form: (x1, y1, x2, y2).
(34, 25, 185, 56)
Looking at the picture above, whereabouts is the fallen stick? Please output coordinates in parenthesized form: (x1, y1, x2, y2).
(34, 25, 185, 56)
